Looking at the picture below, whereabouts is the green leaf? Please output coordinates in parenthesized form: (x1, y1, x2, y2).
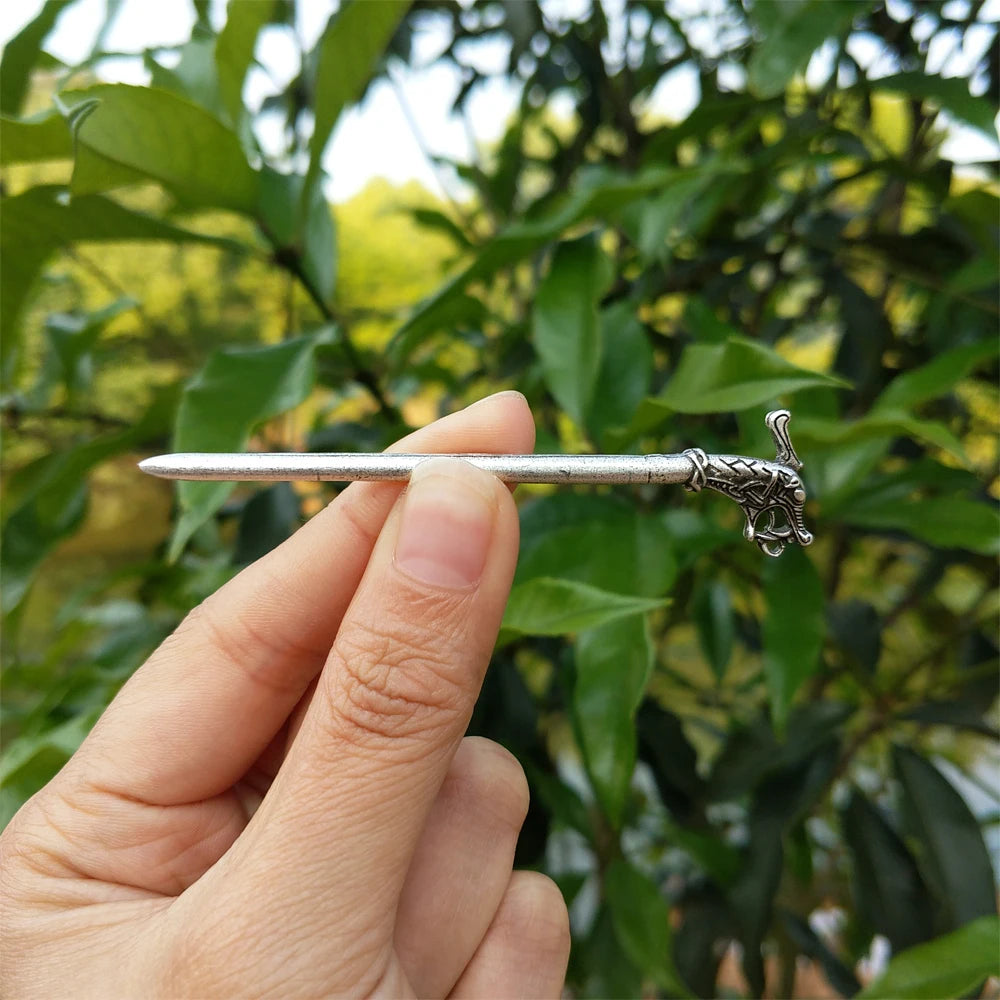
(215, 0, 276, 125)
(1, 394, 172, 614)
(828, 599, 881, 674)
(0, 185, 242, 386)
(258, 167, 337, 304)
(233, 483, 301, 565)
(650, 337, 849, 414)
(841, 790, 937, 952)
(573, 616, 652, 827)
(587, 301, 653, 447)
(169, 336, 320, 560)
(692, 579, 734, 682)
(501, 577, 667, 639)
(875, 72, 999, 140)
(637, 702, 708, 828)
(794, 411, 969, 463)
(59, 84, 259, 212)
(748, 1, 861, 99)
(391, 166, 727, 361)
(893, 746, 998, 930)
(532, 235, 613, 427)
(43, 297, 138, 397)
(839, 495, 1000, 555)
(875, 339, 999, 412)
(858, 916, 1000, 1000)
(517, 494, 676, 599)
(605, 859, 690, 997)
(306, 0, 408, 196)
(761, 546, 825, 731)
(0, 1, 64, 116)
(0, 110, 72, 164)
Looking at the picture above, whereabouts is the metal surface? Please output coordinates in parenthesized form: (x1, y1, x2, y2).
(140, 409, 813, 556)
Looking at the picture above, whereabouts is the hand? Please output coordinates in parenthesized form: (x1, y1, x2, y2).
(1, 392, 570, 999)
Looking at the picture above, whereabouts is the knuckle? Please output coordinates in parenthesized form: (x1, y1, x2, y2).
(326, 608, 469, 747)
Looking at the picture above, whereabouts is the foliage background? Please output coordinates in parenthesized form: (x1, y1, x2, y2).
(1, 1, 998, 997)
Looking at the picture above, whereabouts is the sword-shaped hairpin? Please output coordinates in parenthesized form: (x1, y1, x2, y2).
(140, 408, 813, 557)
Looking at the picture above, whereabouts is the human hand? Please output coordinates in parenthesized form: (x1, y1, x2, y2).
(1, 392, 570, 999)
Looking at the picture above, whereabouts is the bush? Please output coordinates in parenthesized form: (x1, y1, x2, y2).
(1, 2, 997, 996)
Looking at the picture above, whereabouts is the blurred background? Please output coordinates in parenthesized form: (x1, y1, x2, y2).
(1, 1, 998, 997)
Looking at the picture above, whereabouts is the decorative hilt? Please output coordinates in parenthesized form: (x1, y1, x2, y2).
(683, 409, 812, 558)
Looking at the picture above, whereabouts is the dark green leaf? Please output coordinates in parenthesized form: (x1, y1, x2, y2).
(59, 84, 259, 212)
(875, 339, 999, 412)
(900, 700, 998, 739)
(0, 1, 65, 116)
(501, 577, 667, 639)
(650, 337, 849, 415)
(522, 761, 592, 840)
(828, 599, 881, 675)
(0, 110, 72, 164)
(693, 579, 734, 682)
(858, 916, 1000, 1000)
(532, 235, 613, 427)
(306, 0, 409, 195)
(762, 546, 825, 731)
(637, 701, 706, 826)
(794, 411, 968, 463)
(875, 72, 999, 139)
(169, 336, 320, 560)
(839, 495, 1000, 555)
(605, 859, 690, 996)
(517, 493, 676, 599)
(258, 167, 337, 304)
(587, 301, 652, 447)
(748, 1, 861, 98)
(780, 910, 861, 998)
(233, 483, 301, 565)
(841, 790, 936, 952)
(893, 746, 998, 929)
(573, 616, 652, 827)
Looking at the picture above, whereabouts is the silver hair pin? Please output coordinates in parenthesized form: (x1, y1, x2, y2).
(140, 409, 813, 557)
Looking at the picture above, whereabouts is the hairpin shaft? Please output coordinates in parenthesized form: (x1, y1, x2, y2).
(138, 409, 813, 557)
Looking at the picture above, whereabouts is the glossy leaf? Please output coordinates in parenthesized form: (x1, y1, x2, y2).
(501, 577, 666, 639)
(875, 71, 999, 139)
(762, 546, 825, 731)
(893, 746, 997, 929)
(748, 1, 860, 98)
(573, 616, 652, 827)
(169, 336, 320, 560)
(233, 484, 301, 566)
(605, 859, 690, 997)
(0, 1, 63, 115)
(60, 84, 259, 212)
(517, 493, 676, 599)
(650, 337, 849, 414)
(532, 235, 613, 427)
(858, 916, 1000, 1000)
(841, 790, 936, 952)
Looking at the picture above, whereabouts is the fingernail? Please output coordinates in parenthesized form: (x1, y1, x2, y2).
(395, 458, 497, 589)
(469, 389, 526, 409)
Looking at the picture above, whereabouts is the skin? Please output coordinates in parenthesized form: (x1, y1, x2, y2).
(0, 391, 571, 999)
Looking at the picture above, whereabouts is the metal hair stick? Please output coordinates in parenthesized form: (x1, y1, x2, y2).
(140, 409, 813, 557)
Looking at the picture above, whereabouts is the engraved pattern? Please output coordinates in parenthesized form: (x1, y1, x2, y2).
(683, 410, 812, 557)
